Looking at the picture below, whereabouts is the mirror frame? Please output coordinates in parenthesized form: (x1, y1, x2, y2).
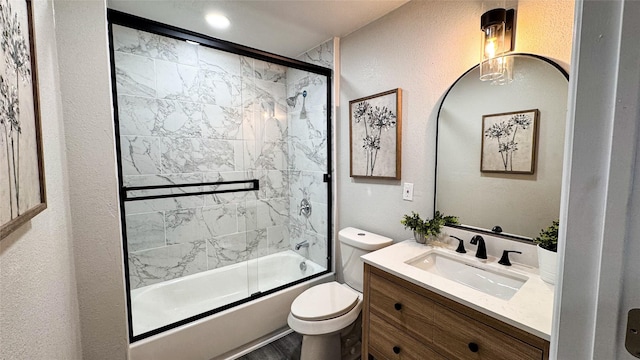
(434, 53, 569, 243)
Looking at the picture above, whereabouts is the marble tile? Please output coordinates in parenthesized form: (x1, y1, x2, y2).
(112, 25, 158, 58)
(120, 136, 162, 176)
(156, 60, 200, 102)
(307, 232, 328, 269)
(257, 198, 289, 229)
(308, 201, 328, 236)
(126, 212, 166, 252)
(290, 138, 327, 172)
(201, 203, 238, 238)
(123, 173, 205, 214)
(160, 137, 236, 173)
(156, 99, 203, 137)
(202, 171, 261, 205)
(241, 103, 260, 141)
(297, 39, 334, 69)
(264, 170, 289, 199)
(128, 240, 206, 289)
(240, 56, 255, 78)
(201, 104, 243, 139)
(206, 233, 248, 269)
(255, 141, 289, 171)
(198, 46, 242, 75)
(287, 74, 327, 113)
(289, 108, 326, 141)
(198, 70, 242, 108)
(118, 95, 158, 136)
(238, 200, 258, 232)
(267, 225, 290, 254)
(254, 59, 287, 84)
(246, 229, 268, 259)
(155, 34, 198, 66)
(289, 171, 327, 205)
(165, 208, 206, 244)
(114, 52, 156, 98)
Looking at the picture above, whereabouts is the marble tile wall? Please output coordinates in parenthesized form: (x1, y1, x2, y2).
(113, 25, 317, 289)
(288, 40, 333, 269)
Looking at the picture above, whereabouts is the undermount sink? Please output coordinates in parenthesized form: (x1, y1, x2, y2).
(406, 250, 528, 300)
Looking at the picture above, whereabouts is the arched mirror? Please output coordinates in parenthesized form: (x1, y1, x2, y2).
(435, 53, 569, 241)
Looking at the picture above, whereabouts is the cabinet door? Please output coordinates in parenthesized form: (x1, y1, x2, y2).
(369, 273, 435, 344)
(369, 312, 446, 360)
(432, 304, 543, 360)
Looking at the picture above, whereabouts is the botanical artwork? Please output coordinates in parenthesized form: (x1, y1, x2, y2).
(349, 88, 401, 179)
(481, 109, 539, 174)
(0, 0, 46, 239)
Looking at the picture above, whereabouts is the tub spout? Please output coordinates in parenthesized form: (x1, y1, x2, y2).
(295, 240, 309, 250)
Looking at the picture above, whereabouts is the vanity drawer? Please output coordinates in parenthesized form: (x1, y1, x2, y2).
(369, 272, 435, 344)
(369, 312, 446, 360)
(432, 303, 543, 360)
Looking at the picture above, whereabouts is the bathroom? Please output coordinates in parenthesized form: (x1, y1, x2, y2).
(1, 0, 639, 360)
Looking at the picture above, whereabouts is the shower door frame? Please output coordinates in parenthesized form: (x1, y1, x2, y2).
(107, 10, 334, 343)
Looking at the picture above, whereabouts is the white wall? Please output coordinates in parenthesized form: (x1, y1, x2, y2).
(338, 0, 575, 243)
(54, 0, 129, 358)
(0, 1, 82, 358)
(554, 0, 640, 358)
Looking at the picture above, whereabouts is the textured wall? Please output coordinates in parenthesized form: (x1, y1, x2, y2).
(338, 0, 575, 243)
(54, 1, 129, 358)
(0, 1, 82, 359)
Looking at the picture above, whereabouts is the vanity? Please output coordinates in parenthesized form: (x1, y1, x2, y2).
(360, 240, 554, 360)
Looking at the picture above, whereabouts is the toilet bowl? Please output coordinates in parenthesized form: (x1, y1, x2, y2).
(287, 228, 393, 360)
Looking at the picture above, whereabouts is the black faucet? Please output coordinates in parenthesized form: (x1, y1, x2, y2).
(449, 235, 467, 253)
(470, 235, 487, 259)
(498, 250, 522, 266)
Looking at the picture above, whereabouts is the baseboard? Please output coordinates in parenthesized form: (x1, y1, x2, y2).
(214, 327, 294, 360)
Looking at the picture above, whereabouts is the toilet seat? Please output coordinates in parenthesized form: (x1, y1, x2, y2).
(288, 282, 363, 336)
(291, 282, 359, 321)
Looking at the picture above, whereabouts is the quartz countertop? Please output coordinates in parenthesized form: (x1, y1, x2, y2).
(361, 239, 555, 340)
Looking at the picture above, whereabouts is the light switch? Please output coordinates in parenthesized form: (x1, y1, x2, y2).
(402, 183, 414, 201)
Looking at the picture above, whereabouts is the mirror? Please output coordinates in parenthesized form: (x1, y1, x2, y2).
(435, 54, 569, 241)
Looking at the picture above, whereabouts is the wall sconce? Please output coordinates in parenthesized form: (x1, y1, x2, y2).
(480, 8, 515, 83)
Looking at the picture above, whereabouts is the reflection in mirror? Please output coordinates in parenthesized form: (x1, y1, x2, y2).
(435, 54, 569, 241)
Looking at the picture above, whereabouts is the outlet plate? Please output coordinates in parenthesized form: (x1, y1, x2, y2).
(403, 183, 414, 201)
(626, 308, 640, 358)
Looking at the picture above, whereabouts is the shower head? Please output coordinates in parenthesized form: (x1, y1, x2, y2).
(286, 90, 307, 108)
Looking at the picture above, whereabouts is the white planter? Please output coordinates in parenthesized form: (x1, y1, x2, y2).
(537, 245, 558, 284)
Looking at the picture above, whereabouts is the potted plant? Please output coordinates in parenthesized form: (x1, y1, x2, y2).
(401, 211, 426, 243)
(401, 211, 459, 244)
(534, 220, 559, 284)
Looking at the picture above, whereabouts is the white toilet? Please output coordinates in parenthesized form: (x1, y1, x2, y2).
(288, 227, 393, 360)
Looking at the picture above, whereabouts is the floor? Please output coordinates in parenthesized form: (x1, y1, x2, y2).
(237, 332, 302, 360)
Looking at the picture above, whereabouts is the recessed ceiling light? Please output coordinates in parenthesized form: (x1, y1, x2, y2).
(206, 13, 230, 29)
(185, 40, 200, 46)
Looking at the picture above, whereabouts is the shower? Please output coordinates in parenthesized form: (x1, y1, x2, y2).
(109, 11, 332, 343)
(286, 90, 307, 107)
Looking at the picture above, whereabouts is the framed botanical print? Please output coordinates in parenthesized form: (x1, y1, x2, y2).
(0, 0, 46, 239)
(481, 109, 539, 174)
(349, 88, 402, 179)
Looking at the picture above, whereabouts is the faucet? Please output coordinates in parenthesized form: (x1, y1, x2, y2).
(295, 240, 309, 250)
(498, 250, 522, 266)
(470, 235, 487, 259)
(449, 235, 467, 254)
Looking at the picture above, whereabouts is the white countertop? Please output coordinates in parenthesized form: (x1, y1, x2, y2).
(361, 239, 555, 340)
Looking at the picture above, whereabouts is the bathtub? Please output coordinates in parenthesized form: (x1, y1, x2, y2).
(129, 250, 333, 360)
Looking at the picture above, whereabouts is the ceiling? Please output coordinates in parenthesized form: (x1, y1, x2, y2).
(107, 0, 409, 58)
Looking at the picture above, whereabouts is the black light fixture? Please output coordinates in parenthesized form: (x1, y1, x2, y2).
(480, 8, 515, 83)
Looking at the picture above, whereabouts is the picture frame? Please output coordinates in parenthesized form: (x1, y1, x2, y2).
(481, 109, 539, 174)
(349, 88, 402, 179)
(1, 0, 47, 240)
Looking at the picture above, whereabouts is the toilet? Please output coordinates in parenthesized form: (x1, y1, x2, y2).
(288, 227, 393, 360)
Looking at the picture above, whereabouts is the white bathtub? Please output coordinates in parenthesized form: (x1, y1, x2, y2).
(129, 250, 332, 360)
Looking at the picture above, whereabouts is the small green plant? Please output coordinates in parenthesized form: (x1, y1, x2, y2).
(534, 220, 559, 252)
(401, 211, 423, 232)
(401, 211, 459, 237)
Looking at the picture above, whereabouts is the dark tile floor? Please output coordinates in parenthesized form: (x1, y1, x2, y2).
(237, 331, 302, 360)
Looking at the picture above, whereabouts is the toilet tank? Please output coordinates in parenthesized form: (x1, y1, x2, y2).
(339, 227, 393, 292)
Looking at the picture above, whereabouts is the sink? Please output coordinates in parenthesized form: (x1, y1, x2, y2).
(406, 251, 528, 300)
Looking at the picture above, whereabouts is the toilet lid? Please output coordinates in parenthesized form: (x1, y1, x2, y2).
(291, 282, 359, 321)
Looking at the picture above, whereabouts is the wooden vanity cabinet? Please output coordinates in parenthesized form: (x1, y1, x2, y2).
(362, 264, 550, 360)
